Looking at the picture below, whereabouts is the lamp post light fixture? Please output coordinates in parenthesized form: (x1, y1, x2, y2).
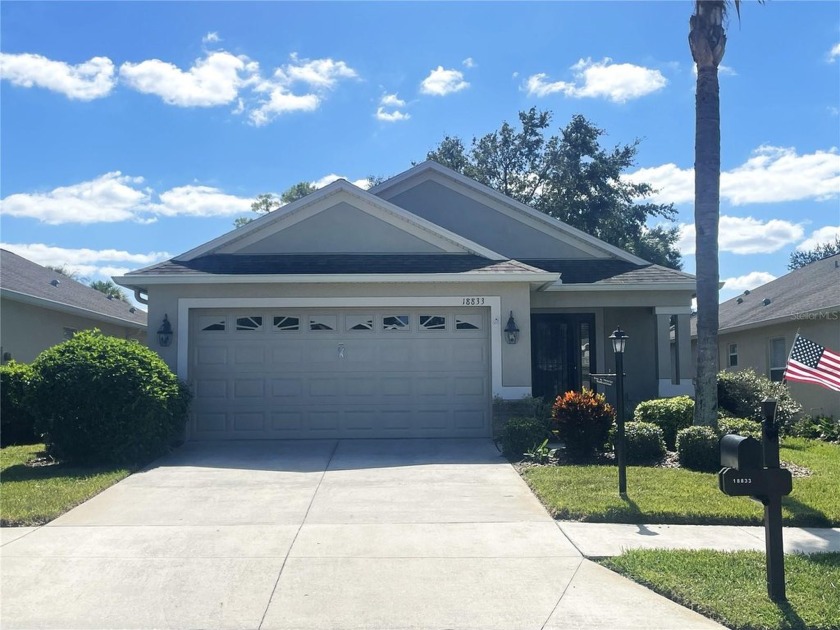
(609, 326, 629, 495)
(157, 314, 173, 348)
(503, 311, 520, 345)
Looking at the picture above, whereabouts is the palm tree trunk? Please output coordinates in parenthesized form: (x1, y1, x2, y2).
(690, 1, 727, 427)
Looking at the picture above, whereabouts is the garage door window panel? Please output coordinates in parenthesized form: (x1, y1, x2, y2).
(383, 315, 410, 331)
(199, 316, 226, 332)
(236, 316, 263, 331)
(309, 315, 337, 331)
(420, 315, 447, 331)
(346, 315, 374, 331)
(273, 316, 300, 332)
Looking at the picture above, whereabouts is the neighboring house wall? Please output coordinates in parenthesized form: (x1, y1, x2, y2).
(718, 316, 840, 419)
(1, 299, 146, 364)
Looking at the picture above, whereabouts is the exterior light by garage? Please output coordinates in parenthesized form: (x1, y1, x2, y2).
(503, 311, 520, 344)
(157, 314, 173, 347)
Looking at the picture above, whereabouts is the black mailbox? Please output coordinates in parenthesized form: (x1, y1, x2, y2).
(720, 435, 763, 471)
(719, 466, 792, 499)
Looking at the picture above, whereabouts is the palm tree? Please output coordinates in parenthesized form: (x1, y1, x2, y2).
(690, 0, 759, 427)
(90, 280, 129, 303)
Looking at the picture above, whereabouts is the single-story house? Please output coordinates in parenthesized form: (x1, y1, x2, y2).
(0, 249, 147, 363)
(115, 161, 696, 441)
(691, 253, 840, 419)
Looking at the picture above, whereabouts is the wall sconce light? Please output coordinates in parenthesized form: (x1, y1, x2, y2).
(157, 314, 173, 347)
(504, 311, 520, 344)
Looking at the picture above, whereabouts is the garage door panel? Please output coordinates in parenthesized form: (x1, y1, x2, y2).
(190, 307, 490, 439)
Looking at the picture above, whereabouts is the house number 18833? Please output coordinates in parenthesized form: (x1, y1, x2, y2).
(462, 297, 485, 306)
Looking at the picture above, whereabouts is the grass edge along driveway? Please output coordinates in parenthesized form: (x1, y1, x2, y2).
(1, 443, 132, 527)
(522, 438, 840, 527)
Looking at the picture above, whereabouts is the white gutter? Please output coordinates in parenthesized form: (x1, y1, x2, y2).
(1, 289, 147, 329)
(545, 282, 696, 292)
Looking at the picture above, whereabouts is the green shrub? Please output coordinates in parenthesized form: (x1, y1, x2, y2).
(612, 421, 667, 465)
(718, 417, 762, 440)
(551, 389, 614, 458)
(29, 330, 191, 465)
(0, 361, 38, 446)
(633, 395, 694, 450)
(717, 369, 801, 433)
(499, 416, 550, 459)
(676, 425, 720, 472)
(788, 415, 840, 443)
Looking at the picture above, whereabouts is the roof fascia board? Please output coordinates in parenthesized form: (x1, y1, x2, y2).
(112, 271, 558, 287)
(1, 288, 147, 329)
(545, 282, 697, 292)
(372, 161, 649, 265)
(177, 179, 506, 262)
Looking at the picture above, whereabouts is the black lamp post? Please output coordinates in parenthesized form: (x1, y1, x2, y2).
(610, 326, 629, 495)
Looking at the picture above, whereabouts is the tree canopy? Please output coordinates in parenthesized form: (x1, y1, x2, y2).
(788, 237, 840, 270)
(425, 108, 682, 269)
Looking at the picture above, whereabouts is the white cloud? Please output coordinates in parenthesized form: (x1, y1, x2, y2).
(203, 32, 221, 44)
(828, 43, 840, 62)
(462, 57, 476, 69)
(722, 271, 777, 293)
(626, 146, 840, 206)
(796, 226, 840, 251)
(524, 58, 666, 103)
(152, 185, 253, 217)
(0, 52, 115, 100)
(376, 93, 410, 122)
(119, 51, 257, 107)
(678, 216, 805, 256)
(0, 172, 151, 224)
(0, 242, 169, 279)
(311, 174, 371, 190)
(249, 53, 358, 126)
(420, 66, 469, 96)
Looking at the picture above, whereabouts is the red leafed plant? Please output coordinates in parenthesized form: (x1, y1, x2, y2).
(551, 389, 615, 458)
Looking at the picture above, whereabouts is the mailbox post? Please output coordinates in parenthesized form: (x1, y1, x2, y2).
(718, 397, 792, 602)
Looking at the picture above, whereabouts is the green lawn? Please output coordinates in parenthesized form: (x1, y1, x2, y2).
(523, 438, 840, 526)
(0, 444, 132, 526)
(602, 550, 840, 630)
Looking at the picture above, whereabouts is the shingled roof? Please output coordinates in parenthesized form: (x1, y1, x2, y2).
(125, 254, 550, 277)
(691, 254, 840, 336)
(1, 249, 147, 328)
(520, 260, 695, 285)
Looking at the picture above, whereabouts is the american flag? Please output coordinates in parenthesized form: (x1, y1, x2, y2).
(784, 335, 840, 392)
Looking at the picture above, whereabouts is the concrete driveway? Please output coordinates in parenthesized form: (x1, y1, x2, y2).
(1, 439, 722, 629)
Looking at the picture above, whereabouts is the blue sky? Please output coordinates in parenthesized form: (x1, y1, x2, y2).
(2, 1, 838, 308)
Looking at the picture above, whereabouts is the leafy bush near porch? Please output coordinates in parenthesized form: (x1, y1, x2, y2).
(613, 421, 667, 465)
(30, 330, 191, 466)
(676, 425, 720, 472)
(788, 415, 840, 443)
(717, 369, 801, 433)
(633, 395, 694, 450)
(718, 417, 762, 440)
(552, 389, 614, 458)
(499, 416, 550, 459)
(0, 361, 38, 447)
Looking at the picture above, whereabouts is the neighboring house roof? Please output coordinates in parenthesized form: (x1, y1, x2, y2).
(691, 254, 840, 336)
(0, 249, 147, 329)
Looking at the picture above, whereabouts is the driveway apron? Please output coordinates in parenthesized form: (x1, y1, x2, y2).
(1, 439, 723, 630)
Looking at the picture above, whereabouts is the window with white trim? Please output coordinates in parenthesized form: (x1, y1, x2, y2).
(419, 315, 446, 331)
(455, 314, 482, 331)
(383, 315, 409, 331)
(199, 316, 225, 332)
(309, 315, 336, 331)
(273, 316, 299, 331)
(346, 315, 374, 331)
(236, 316, 263, 331)
(769, 337, 787, 382)
(728, 343, 738, 367)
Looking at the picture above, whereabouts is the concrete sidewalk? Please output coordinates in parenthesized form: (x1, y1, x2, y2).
(557, 521, 840, 558)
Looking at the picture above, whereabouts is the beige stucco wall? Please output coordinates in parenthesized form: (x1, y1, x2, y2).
(0, 298, 146, 364)
(715, 316, 840, 419)
(145, 280, 535, 391)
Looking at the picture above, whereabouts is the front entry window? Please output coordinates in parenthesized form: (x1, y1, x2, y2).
(531, 314, 596, 400)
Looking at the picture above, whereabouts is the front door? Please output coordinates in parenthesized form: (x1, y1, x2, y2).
(531, 314, 595, 400)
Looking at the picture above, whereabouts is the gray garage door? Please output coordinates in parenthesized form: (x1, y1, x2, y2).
(189, 307, 491, 439)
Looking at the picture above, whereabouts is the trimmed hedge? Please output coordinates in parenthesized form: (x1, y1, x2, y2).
(718, 369, 801, 433)
(0, 361, 38, 446)
(30, 330, 191, 465)
(499, 416, 550, 459)
(718, 417, 762, 440)
(613, 421, 667, 465)
(633, 395, 694, 450)
(676, 425, 720, 472)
